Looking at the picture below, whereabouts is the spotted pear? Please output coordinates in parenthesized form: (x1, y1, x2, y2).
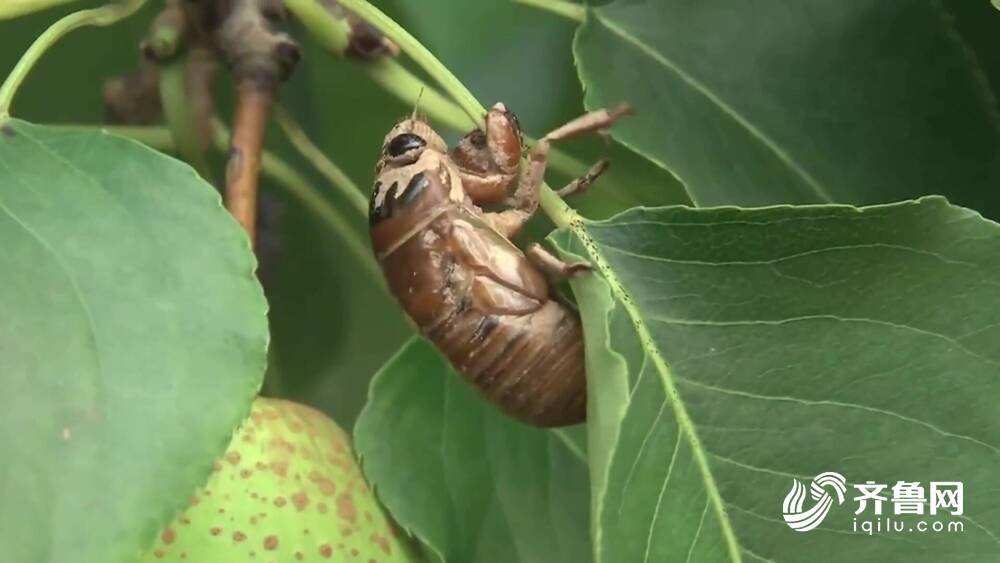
(141, 398, 419, 563)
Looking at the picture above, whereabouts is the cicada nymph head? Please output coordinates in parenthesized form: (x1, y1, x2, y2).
(375, 117, 447, 172)
(369, 115, 464, 261)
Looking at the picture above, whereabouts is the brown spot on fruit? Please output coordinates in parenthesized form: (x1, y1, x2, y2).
(292, 491, 309, 511)
(153, 548, 164, 559)
(139, 398, 412, 563)
(269, 437, 296, 454)
(190, 494, 200, 507)
(212, 461, 223, 472)
(1, 125, 15, 138)
(371, 533, 391, 555)
(336, 493, 357, 524)
(270, 460, 289, 477)
(309, 470, 336, 496)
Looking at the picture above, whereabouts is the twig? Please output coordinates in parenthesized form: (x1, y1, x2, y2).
(103, 61, 162, 125)
(213, 0, 302, 246)
(227, 82, 273, 243)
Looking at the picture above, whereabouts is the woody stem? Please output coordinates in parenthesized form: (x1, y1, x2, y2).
(226, 81, 274, 246)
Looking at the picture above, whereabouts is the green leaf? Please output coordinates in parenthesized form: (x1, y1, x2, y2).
(0, 120, 267, 563)
(574, 0, 1000, 217)
(550, 196, 1000, 562)
(354, 338, 592, 563)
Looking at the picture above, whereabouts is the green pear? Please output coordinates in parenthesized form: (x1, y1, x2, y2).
(141, 397, 420, 563)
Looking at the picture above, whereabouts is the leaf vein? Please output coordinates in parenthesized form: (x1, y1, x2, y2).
(593, 11, 834, 202)
(678, 376, 999, 455)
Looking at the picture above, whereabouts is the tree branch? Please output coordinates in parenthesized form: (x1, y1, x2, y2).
(226, 82, 273, 241)
(212, 0, 301, 246)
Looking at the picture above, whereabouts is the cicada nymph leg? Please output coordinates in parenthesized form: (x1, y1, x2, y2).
(484, 104, 633, 239)
(449, 103, 522, 205)
(525, 243, 591, 279)
(556, 158, 610, 198)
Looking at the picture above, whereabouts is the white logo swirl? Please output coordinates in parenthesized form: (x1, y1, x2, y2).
(782, 472, 847, 532)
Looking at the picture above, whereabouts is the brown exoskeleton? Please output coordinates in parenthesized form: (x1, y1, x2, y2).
(369, 103, 630, 427)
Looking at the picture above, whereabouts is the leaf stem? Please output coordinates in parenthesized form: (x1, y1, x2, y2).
(512, 0, 586, 22)
(0, 0, 147, 119)
(335, 0, 485, 124)
(330, 0, 585, 229)
(159, 57, 212, 180)
(365, 59, 475, 131)
(286, 0, 593, 186)
(0, 0, 81, 22)
(272, 104, 368, 217)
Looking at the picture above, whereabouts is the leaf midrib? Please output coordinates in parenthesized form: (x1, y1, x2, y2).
(591, 9, 834, 204)
(572, 231, 745, 562)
